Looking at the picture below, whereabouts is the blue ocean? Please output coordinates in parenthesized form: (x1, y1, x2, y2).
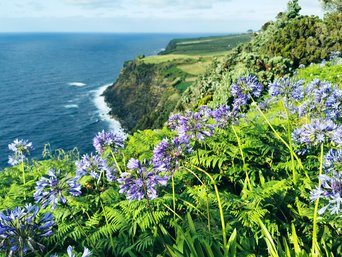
(0, 33, 203, 169)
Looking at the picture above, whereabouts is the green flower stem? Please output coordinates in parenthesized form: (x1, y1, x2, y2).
(282, 100, 297, 185)
(99, 197, 115, 249)
(312, 143, 324, 256)
(163, 203, 182, 220)
(143, 190, 174, 254)
(66, 204, 96, 250)
(110, 150, 123, 174)
(251, 97, 307, 176)
(21, 158, 25, 185)
(171, 175, 176, 219)
(184, 167, 211, 231)
(231, 125, 252, 191)
(189, 165, 227, 248)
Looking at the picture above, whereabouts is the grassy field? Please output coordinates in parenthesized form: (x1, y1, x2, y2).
(160, 33, 252, 55)
(138, 33, 252, 93)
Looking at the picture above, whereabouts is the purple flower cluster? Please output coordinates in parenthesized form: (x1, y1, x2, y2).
(298, 79, 342, 120)
(168, 108, 215, 142)
(153, 137, 192, 173)
(34, 169, 82, 210)
(310, 172, 342, 215)
(118, 159, 169, 200)
(231, 75, 263, 111)
(0, 204, 54, 255)
(93, 130, 124, 154)
(310, 148, 342, 215)
(76, 153, 116, 183)
(324, 149, 342, 172)
(269, 78, 305, 111)
(8, 139, 33, 166)
(292, 119, 342, 153)
(329, 51, 341, 66)
(50, 245, 91, 257)
(66, 245, 91, 257)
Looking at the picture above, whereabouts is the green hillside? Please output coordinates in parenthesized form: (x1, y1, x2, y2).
(159, 33, 252, 55)
(103, 33, 251, 131)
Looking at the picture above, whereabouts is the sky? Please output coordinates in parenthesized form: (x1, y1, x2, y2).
(0, 0, 324, 33)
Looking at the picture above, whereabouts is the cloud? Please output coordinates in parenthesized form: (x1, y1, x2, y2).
(64, 0, 121, 8)
(139, 0, 227, 9)
(64, 0, 228, 10)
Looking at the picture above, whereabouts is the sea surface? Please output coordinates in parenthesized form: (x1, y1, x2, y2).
(0, 33, 209, 169)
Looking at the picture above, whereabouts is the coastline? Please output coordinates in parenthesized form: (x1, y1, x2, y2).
(93, 84, 126, 137)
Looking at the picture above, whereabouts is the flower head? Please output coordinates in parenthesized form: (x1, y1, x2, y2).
(93, 130, 124, 154)
(324, 149, 342, 173)
(299, 80, 342, 120)
(153, 137, 192, 173)
(66, 245, 92, 257)
(34, 169, 81, 210)
(0, 204, 54, 256)
(118, 159, 169, 200)
(310, 173, 342, 215)
(168, 109, 215, 142)
(8, 139, 33, 166)
(292, 119, 342, 153)
(231, 75, 263, 111)
(76, 153, 116, 182)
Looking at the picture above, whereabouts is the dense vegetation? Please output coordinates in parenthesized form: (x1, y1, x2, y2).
(1, 55, 342, 256)
(177, 5, 341, 111)
(1, 1, 342, 257)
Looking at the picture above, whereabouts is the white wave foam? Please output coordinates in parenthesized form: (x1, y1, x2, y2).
(64, 104, 79, 109)
(93, 84, 126, 137)
(68, 82, 86, 87)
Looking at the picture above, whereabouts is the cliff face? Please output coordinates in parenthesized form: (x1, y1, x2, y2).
(103, 60, 181, 132)
(103, 34, 254, 132)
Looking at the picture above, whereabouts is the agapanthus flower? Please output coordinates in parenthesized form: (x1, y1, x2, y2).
(310, 173, 342, 215)
(34, 169, 82, 210)
(209, 105, 239, 127)
(67, 245, 91, 257)
(8, 139, 33, 166)
(298, 64, 306, 69)
(0, 204, 54, 256)
(329, 51, 341, 65)
(299, 79, 342, 120)
(320, 59, 327, 67)
(231, 75, 263, 111)
(76, 153, 116, 182)
(269, 77, 305, 102)
(324, 149, 342, 173)
(293, 119, 342, 152)
(168, 109, 215, 142)
(118, 159, 169, 200)
(93, 130, 124, 154)
(153, 137, 192, 173)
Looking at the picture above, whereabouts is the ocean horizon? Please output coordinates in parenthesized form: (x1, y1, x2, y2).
(0, 32, 216, 169)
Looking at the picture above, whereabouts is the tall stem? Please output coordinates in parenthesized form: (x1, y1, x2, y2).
(171, 175, 176, 219)
(251, 96, 307, 175)
(95, 171, 115, 250)
(21, 157, 26, 185)
(100, 197, 115, 249)
(312, 143, 324, 256)
(66, 205, 96, 249)
(188, 166, 227, 247)
(110, 150, 122, 174)
(231, 125, 252, 191)
(282, 101, 297, 185)
(184, 167, 211, 230)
